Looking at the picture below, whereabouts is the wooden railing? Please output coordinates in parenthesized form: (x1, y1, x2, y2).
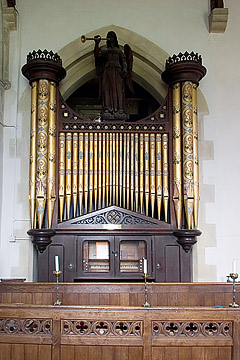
(0, 303, 239, 360)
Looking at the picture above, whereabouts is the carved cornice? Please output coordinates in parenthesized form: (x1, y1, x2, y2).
(162, 52, 207, 86)
(26, 49, 62, 66)
(165, 52, 203, 68)
(71, 208, 159, 226)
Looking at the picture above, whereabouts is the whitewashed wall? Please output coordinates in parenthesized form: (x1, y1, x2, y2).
(0, 0, 239, 282)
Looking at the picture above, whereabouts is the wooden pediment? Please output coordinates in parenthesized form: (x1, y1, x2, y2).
(56, 206, 172, 231)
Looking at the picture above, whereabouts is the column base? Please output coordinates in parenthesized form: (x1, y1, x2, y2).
(27, 229, 56, 253)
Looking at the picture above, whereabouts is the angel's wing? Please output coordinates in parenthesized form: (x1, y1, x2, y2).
(124, 44, 134, 94)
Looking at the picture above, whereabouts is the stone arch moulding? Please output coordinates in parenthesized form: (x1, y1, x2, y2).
(58, 25, 169, 103)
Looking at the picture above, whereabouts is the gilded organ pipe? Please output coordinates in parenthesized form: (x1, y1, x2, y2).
(58, 132, 65, 222)
(172, 83, 182, 228)
(115, 133, 119, 205)
(89, 133, 94, 212)
(47, 82, 57, 228)
(109, 133, 113, 206)
(192, 83, 199, 228)
(156, 134, 162, 220)
(98, 133, 102, 209)
(29, 81, 38, 229)
(150, 133, 156, 218)
(130, 133, 135, 211)
(162, 133, 169, 222)
(144, 133, 150, 216)
(72, 133, 78, 218)
(123, 133, 127, 208)
(84, 133, 89, 213)
(78, 133, 84, 215)
(106, 133, 110, 207)
(102, 133, 106, 208)
(134, 133, 139, 213)
(119, 133, 123, 207)
(112, 133, 116, 205)
(65, 133, 72, 220)
(36, 79, 49, 229)
(182, 81, 194, 229)
(94, 133, 98, 211)
(126, 133, 130, 210)
(139, 133, 144, 214)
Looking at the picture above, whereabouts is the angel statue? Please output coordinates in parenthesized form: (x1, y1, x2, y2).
(94, 31, 133, 121)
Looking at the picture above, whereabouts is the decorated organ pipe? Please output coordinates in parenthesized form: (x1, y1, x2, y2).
(29, 81, 38, 229)
(182, 81, 194, 229)
(36, 79, 50, 229)
(58, 133, 65, 223)
(144, 133, 150, 216)
(94, 133, 98, 211)
(126, 133, 130, 210)
(162, 133, 169, 222)
(78, 133, 84, 215)
(130, 133, 135, 212)
(115, 133, 119, 206)
(192, 83, 199, 228)
(89, 133, 94, 212)
(134, 133, 139, 213)
(65, 133, 72, 220)
(106, 133, 110, 207)
(98, 133, 102, 210)
(102, 133, 106, 208)
(172, 83, 182, 229)
(84, 133, 89, 213)
(139, 133, 144, 214)
(47, 82, 57, 228)
(150, 133, 156, 218)
(119, 133, 123, 207)
(72, 133, 78, 217)
(123, 133, 127, 209)
(156, 134, 162, 220)
(112, 133, 116, 205)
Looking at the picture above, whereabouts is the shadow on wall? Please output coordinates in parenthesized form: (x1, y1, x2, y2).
(193, 89, 216, 282)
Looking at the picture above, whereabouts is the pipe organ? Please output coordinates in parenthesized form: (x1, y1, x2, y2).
(23, 49, 206, 283)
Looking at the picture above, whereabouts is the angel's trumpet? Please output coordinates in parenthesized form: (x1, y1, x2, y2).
(81, 35, 109, 43)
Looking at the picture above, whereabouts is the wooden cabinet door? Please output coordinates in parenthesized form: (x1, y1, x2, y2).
(75, 235, 115, 280)
(114, 235, 153, 280)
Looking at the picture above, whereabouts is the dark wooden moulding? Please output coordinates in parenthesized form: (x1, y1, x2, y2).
(22, 50, 206, 283)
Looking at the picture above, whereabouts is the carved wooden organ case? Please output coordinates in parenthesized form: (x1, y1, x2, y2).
(22, 49, 206, 282)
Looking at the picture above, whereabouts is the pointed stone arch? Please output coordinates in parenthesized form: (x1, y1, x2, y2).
(58, 25, 169, 103)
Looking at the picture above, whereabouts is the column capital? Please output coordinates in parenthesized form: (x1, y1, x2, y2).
(22, 49, 66, 84)
(162, 52, 207, 87)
